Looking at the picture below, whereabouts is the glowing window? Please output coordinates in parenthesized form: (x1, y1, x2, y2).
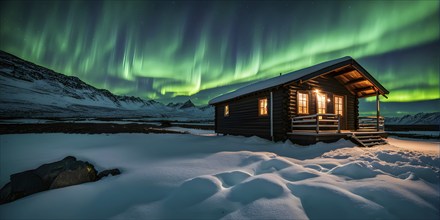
(317, 93, 326, 114)
(334, 95, 343, 116)
(224, 105, 229, 117)
(297, 92, 309, 114)
(259, 98, 268, 116)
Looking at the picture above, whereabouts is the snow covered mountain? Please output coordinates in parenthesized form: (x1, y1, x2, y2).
(385, 112, 440, 125)
(0, 50, 213, 120)
(167, 100, 196, 109)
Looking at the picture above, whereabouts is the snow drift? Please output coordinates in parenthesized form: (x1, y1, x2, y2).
(0, 133, 438, 219)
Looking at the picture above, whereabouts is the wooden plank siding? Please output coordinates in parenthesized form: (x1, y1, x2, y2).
(286, 75, 358, 131)
(210, 57, 389, 142)
(215, 87, 288, 140)
(214, 75, 361, 141)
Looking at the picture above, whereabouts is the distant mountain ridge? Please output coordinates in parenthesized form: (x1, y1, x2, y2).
(385, 112, 440, 125)
(166, 100, 196, 109)
(0, 50, 213, 119)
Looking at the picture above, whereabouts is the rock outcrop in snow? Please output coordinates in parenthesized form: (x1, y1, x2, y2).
(0, 156, 98, 204)
(0, 156, 122, 204)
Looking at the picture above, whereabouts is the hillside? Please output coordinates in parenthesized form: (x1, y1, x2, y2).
(385, 112, 440, 125)
(0, 51, 213, 120)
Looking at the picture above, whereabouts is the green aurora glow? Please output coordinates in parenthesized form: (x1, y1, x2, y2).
(0, 0, 438, 105)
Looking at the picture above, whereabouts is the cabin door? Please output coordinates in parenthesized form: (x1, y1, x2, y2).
(334, 95, 346, 130)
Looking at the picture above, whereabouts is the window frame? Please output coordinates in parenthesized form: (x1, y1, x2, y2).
(224, 104, 229, 117)
(297, 91, 309, 115)
(258, 97, 268, 116)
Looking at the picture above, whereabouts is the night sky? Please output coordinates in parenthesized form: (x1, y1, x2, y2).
(0, 0, 438, 115)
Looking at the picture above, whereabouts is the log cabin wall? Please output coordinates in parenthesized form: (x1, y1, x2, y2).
(273, 87, 288, 140)
(286, 75, 358, 131)
(215, 74, 361, 139)
(354, 96, 359, 130)
(215, 87, 288, 140)
(285, 83, 302, 132)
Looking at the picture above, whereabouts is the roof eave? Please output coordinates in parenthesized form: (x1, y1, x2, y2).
(208, 56, 390, 104)
(351, 61, 389, 95)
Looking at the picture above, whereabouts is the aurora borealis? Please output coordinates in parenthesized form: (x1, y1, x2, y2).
(0, 0, 438, 114)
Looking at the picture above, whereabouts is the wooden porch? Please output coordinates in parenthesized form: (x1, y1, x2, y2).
(287, 113, 387, 146)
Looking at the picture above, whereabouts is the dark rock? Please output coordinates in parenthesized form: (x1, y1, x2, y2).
(97, 169, 121, 179)
(0, 156, 100, 204)
(33, 156, 78, 187)
(10, 170, 45, 196)
(0, 183, 12, 205)
(50, 162, 98, 189)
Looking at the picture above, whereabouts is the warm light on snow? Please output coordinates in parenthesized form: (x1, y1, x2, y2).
(387, 137, 439, 154)
(0, 133, 438, 219)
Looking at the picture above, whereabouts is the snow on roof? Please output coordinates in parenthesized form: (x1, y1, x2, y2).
(209, 56, 352, 104)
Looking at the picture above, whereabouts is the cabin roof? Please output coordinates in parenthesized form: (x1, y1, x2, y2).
(209, 56, 389, 105)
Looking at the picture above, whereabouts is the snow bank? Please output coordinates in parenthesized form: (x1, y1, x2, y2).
(0, 134, 438, 219)
(387, 137, 440, 154)
(329, 161, 381, 179)
(159, 126, 216, 136)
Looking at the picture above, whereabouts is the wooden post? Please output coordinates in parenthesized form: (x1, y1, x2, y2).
(214, 104, 217, 133)
(270, 91, 274, 141)
(376, 90, 380, 131)
(337, 114, 341, 133)
(316, 115, 319, 133)
(315, 90, 319, 133)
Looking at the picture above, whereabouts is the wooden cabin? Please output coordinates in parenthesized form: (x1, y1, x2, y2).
(209, 56, 390, 146)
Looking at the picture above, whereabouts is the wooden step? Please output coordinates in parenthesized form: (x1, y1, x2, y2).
(364, 141, 387, 147)
(350, 134, 387, 147)
(357, 137, 382, 141)
(357, 128, 377, 132)
(364, 142, 378, 147)
(361, 138, 383, 143)
(350, 135, 368, 147)
(356, 135, 381, 139)
(357, 136, 381, 139)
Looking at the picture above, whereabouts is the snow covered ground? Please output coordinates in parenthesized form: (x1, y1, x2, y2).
(159, 127, 216, 136)
(0, 133, 438, 219)
(387, 137, 439, 154)
(388, 131, 440, 139)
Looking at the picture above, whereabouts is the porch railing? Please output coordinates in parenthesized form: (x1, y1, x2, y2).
(291, 114, 340, 133)
(358, 116, 384, 131)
